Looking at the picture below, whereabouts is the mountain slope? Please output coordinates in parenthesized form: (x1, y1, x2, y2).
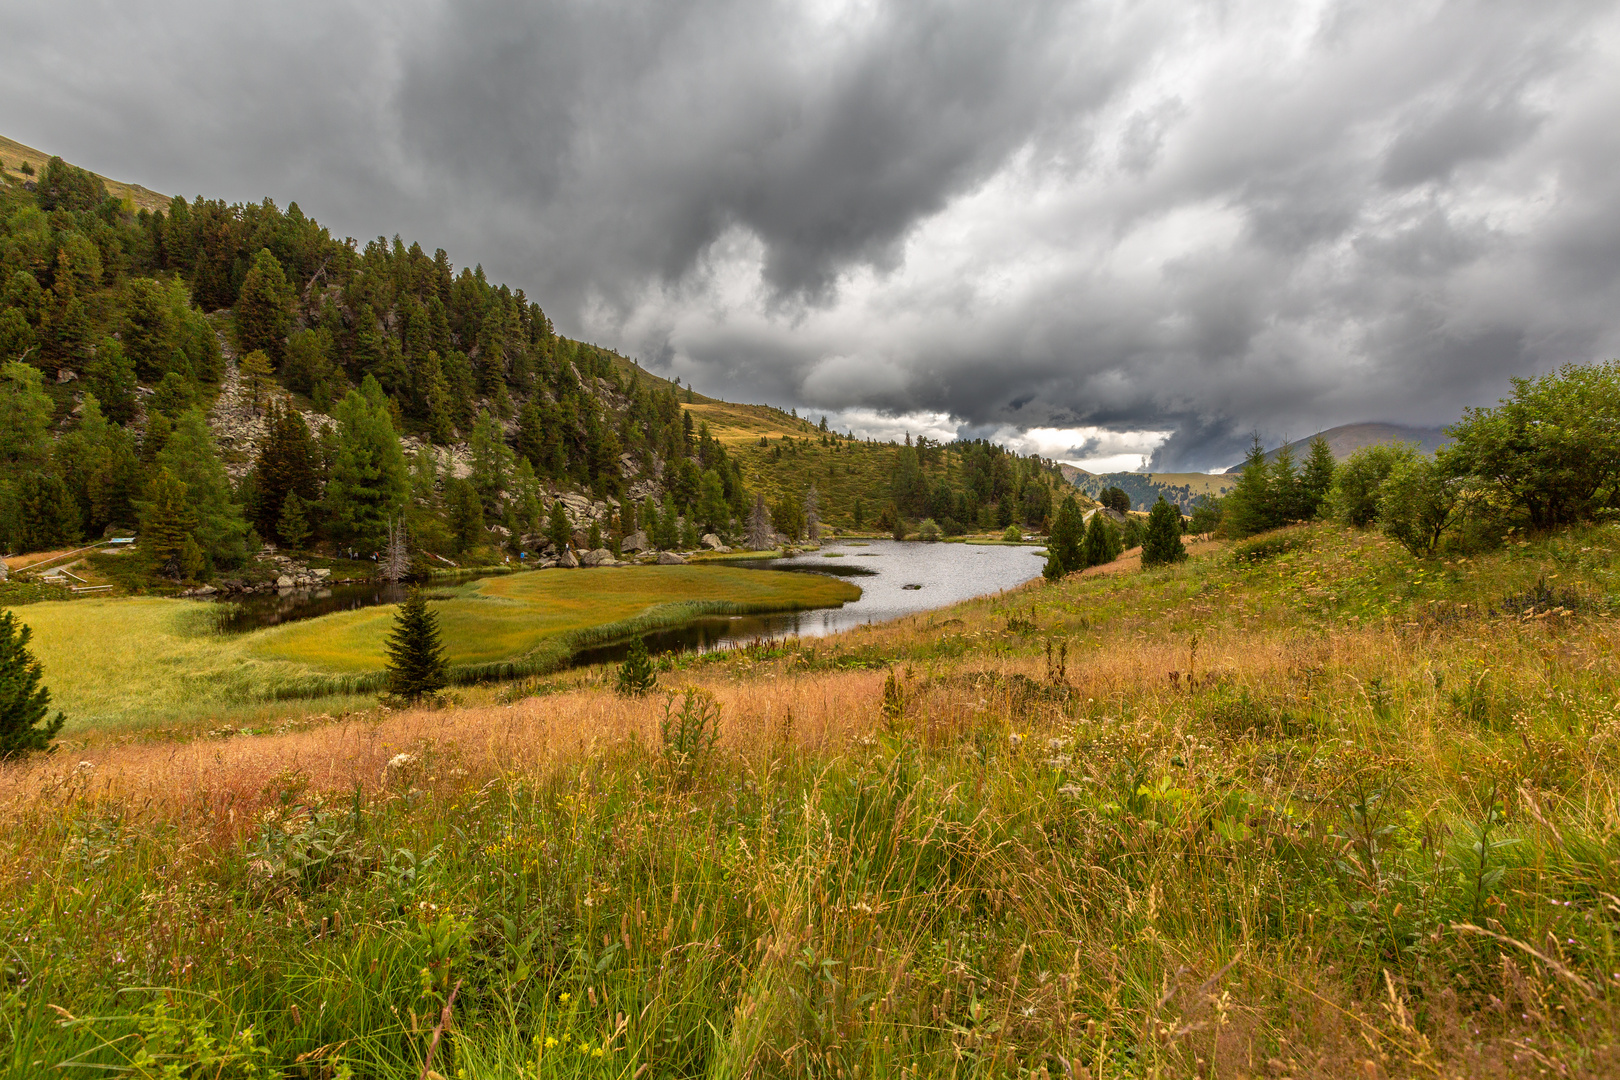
(0, 134, 171, 214)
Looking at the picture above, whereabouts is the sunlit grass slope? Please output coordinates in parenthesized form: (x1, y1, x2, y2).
(0, 133, 170, 213)
(19, 567, 857, 731)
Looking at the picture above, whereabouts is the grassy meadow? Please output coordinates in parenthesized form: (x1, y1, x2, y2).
(19, 566, 857, 732)
(3, 522, 1620, 1076)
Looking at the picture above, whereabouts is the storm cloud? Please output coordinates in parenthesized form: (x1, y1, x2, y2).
(5, 0, 1619, 469)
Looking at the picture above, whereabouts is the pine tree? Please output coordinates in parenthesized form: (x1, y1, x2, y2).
(1043, 495, 1084, 580)
(0, 610, 66, 759)
(234, 248, 293, 364)
(278, 492, 311, 550)
(1140, 497, 1187, 568)
(383, 587, 448, 703)
(615, 635, 657, 697)
(1081, 510, 1123, 568)
(547, 498, 572, 553)
(256, 402, 319, 541)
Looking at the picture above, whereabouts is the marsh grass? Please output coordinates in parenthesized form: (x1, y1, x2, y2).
(3, 523, 1620, 1076)
(16, 567, 859, 731)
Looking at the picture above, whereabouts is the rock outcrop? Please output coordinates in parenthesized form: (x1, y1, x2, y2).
(656, 551, 687, 565)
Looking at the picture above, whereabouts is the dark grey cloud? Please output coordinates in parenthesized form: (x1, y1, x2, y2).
(4, 0, 1619, 470)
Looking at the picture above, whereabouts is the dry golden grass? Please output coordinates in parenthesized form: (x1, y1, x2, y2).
(0, 133, 171, 213)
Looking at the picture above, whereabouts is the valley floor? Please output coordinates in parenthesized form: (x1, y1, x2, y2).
(3, 522, 1620, 1077)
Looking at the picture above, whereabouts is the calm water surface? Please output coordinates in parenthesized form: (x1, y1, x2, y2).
(572, 539, 1047, 664)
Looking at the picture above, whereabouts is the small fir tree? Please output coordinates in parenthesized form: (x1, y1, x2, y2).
(588, 520, 603, 550)
(615, 635, 657, 696)
(138, 467, 196, 580)
(1140, 497, 1188, 567)
(234, 248, 293, 364)
(0, 610, 65, 759)
(383, 587, 448, 703)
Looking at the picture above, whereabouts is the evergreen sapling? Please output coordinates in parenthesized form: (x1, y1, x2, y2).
(1140, 496, 1188, 567)
(383, 587, 448, 703)
(0, 610, 65, 759)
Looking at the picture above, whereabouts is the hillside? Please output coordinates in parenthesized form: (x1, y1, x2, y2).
(1071, 469, 1236, 511)
(0, 133, 171, 214)
(0, 139, 1070, 586)
(1222, 421, 1448, 473)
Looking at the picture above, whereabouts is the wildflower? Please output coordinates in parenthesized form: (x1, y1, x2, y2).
(593, 1047, 605, 1058)
(559, 991, 571, 1004)
(546, 1036, 558, 1049)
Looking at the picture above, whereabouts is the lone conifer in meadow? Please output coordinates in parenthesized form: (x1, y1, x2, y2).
(616, 635, 657, 696)
(0, 610, 65, 759)
(1140, 496, 1187, 567)
(383, 587, 448, 703)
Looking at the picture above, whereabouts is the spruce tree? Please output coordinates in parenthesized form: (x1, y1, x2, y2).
(234, 248, 293, 364)
(1080, 510, 1123, 568)
(256, 402, 319, 541)
(1221, 436, 1274, 539)
(615, 635, 657, 696)
(155, 409, 248, 569)
(383, 587, 448, 703)
(1140, 497, 1187, 567)
(0, 610, 65, 759)
(1299, 436, 1337, 520)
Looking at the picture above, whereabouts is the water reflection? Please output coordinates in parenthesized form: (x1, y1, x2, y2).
(576, 539, 1048, 665)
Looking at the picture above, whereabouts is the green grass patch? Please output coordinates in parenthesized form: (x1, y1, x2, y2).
(19, 566, 859, 731)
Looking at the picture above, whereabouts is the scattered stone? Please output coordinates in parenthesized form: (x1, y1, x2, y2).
(312, 568, 331, 579)
(276, 575, 294, 588)
(700, 533, 724, 550)
(621, 531, 649, 553)
(657, 551, 687, 565)
(579, 548, 616, 567)
(195, 583, 218, 596)
(558, 549, 580, 569)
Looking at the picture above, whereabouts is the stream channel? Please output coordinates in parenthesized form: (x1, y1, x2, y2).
(214, 539, 1049, 666)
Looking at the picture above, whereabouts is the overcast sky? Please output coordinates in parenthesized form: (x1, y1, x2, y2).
(6, 0, 1619, 471)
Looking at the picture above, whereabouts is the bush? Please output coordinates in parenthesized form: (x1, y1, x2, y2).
(1447, 360, 1620, 529)
(915, 518, 941, 541)
(1230, 529, 1308, 563)
(1001, 524, 1023, 542)
(1379, 456, 1459, 557)
(1327, 443, 1419, 527)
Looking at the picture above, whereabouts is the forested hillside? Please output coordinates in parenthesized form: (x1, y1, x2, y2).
(0, 147, 1068, 587)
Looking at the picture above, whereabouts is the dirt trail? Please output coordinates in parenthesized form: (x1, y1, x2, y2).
(1075, 536, 1225, 577)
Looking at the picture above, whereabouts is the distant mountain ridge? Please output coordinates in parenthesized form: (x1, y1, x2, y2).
(1222, 422, 1448, 474)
